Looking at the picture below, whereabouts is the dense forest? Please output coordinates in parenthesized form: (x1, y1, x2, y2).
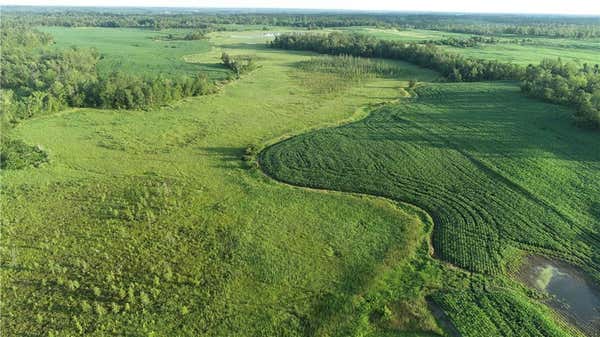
(4, 8, 600, 38)
(270, 32, 524, 82)
(0, 26, 213, 126)
(521, 60, 600, 128)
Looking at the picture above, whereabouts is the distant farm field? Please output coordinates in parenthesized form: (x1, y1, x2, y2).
(441, 39, 600, 65)
(340, 27, 600, 65)
(39, 27, 223, 77)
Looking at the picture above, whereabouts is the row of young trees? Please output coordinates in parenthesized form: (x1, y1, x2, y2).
(521, 60, 600, 129)
(270, 32, 524, 82)
(1, 26, 215, 125)
(423, 36, 501, 48)
(5, 8, 600, 39)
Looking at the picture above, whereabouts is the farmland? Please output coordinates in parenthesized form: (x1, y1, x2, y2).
(1, 7, 600, 337)
(333, 27, 600, 65)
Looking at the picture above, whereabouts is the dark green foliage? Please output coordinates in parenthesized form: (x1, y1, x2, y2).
(163, 30, 208, 41)
(270, 32, 524, 81)
(260, 82, 600, 277)
(423, 36, 501, 48)
(521, 59, 600, 129)
(0, 27, 100, 124)
(0, 138, 48, 170)
(89, 71, 212, 110)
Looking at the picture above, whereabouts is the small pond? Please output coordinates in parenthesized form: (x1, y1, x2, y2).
(519, 255, 600, 336)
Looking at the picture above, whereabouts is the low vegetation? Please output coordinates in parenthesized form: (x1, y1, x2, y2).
(0, 137, 48, 170)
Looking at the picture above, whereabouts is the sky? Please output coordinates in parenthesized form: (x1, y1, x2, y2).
(2, 0, 600, 15)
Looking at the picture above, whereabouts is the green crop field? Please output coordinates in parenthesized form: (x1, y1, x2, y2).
(2, 8, 600, 337)
(260, 81, 600, 276)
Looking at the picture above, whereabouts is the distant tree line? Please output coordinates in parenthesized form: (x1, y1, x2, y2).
(423, 36, 501, 48)
(4, 8, 600, 38)
(1, 26, 214, 126)
(270, 32, 524, 81)
(521, 60, 600, 129)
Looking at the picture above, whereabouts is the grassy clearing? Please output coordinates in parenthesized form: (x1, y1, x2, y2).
(1, 30, 444, 337)
(39, 26, 224, 78)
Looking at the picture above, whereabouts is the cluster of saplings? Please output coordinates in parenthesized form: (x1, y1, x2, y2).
(5, 8, 600, 39)
(270, 32, 524, 82)
(296, 55, 409, 80)
(220, 52, 258, 78)
(0, 26, 214, 126)
(163, 30, 208, 41)
(522, 60, 600, 128)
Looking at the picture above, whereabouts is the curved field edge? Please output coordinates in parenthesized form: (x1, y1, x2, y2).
(257, 81, 596, 337)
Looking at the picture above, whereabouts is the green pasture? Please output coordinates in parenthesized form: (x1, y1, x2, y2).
(1, 30, 447, 337)
(39, 26, 224, 78)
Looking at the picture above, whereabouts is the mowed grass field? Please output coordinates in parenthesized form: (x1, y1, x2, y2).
(1, 30, 455, 337)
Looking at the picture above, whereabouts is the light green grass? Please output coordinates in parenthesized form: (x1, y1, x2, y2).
(1, 30, 447, 337)
(332, 27, 473, 41)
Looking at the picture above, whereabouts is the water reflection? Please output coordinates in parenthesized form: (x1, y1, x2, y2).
(519, 256, 600, 336)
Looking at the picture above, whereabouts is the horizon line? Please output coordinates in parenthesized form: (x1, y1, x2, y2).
(2, 4, 600, 17)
